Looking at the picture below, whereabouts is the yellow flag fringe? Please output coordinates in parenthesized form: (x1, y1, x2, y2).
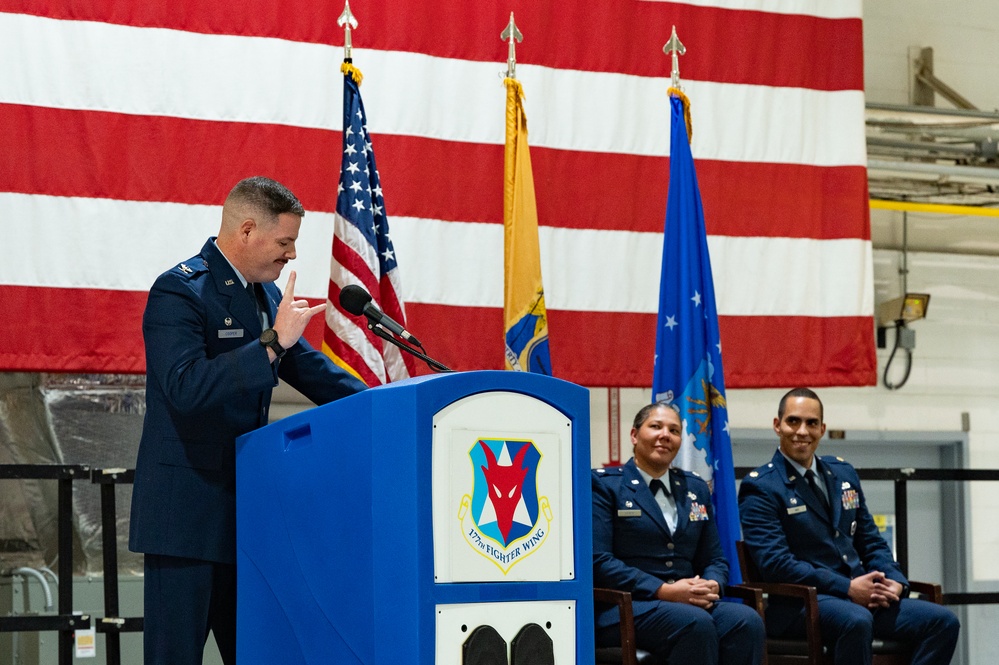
(667, 87, 692, 143)
(341, 62, 363, 85)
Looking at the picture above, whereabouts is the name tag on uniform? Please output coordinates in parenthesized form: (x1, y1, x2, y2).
(617, 509, 642, 517)
(787, 505, 808, 515)
(218, 329, 244, 338)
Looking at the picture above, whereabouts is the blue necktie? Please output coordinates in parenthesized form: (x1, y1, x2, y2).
(806, 469, 830, 514)
(247, 283, 266, 327)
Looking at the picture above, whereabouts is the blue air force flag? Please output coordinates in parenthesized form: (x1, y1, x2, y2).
(652, 93, 741, 583)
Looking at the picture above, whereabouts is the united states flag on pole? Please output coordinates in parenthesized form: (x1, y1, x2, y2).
(324, 63, 414, 386)
(0, 1, 874, 389)
(653, 91, 740, 582)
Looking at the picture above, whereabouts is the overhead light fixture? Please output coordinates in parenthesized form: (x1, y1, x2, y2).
(876, 293, 930, 390)
(876, 293, 931, 328)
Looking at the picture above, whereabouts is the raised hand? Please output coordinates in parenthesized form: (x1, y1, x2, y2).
(272, 271, 326, 351)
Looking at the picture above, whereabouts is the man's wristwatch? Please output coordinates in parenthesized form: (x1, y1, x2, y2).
(258, 328, 286, 359)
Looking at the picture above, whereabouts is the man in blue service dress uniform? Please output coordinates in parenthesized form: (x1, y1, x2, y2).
(129, 176, 367, 665)
(739, 387, 960, 665)
(593, 402, 765, 665)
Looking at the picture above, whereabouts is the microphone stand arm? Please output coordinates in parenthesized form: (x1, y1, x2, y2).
(368, 323, 453, 373)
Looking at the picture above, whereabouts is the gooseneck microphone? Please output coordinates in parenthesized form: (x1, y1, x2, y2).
(339, 284, 422, 347)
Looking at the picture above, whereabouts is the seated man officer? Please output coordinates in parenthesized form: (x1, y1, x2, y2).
(738, 387, 960, 665)
(593, 402, 765, 665)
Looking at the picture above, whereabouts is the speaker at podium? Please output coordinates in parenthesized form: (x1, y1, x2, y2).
(235, 370, 594, 664)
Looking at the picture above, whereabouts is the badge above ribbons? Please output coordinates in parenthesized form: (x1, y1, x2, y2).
(459, 438, 552, 574)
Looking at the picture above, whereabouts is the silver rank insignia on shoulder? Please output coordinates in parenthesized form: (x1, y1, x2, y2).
(225, 279, 235, 286)
(837, 456, 845, 461)
(179, 263, 193, 274)
(749, 471, 759, 477)
(224, 317, 232, 326)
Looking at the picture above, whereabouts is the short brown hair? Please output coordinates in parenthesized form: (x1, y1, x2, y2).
(225, 176, 304, 219)
(777, 387, 823, 421)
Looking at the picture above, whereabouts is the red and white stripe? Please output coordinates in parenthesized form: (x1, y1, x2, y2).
(325, 212, 414, 387)
(0, 0, 873, 387)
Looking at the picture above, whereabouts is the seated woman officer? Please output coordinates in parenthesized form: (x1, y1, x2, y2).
(592, 402, 764, 665)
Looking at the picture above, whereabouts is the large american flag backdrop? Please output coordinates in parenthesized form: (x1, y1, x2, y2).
(0, 0, 874, 388)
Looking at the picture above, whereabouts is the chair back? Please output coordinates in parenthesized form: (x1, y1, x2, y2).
(736, 540, 763, 582)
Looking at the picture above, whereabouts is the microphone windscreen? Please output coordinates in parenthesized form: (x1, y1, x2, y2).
(339, 284, 373, 315)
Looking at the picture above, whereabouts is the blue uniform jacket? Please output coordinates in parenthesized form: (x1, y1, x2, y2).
(738, 449, 907, 599)
(592, 458, 729, 628)
(129, 238, 367, 564)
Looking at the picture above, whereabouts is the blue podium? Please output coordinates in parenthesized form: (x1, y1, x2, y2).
(235, 370, 594, 664)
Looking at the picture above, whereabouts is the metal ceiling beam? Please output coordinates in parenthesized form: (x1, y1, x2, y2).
(868, 159, 999, 185)
(867, 102, 999, 123)
(867, 137, 978, 156)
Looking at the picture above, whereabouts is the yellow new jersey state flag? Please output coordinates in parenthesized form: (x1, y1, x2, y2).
(503, 77, 551, 375)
